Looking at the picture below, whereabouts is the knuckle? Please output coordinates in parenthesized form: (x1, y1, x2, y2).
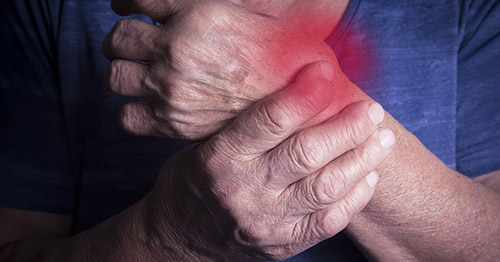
(108, 60, 127, 93)
(350, 147, 371, 172)
(308, 215, 327, 240)
(313, 170, 346, 205)
(111, 18, 157, 53)
(304, 179, 322, 210)
(119, 103, 154, 135)
(289, 135, 321, 173)
(344, 114, 368, 146)
(109, 60, 153, 95)
(119, 104, 138, 133)
(336, 112, 371, 149)
(111, 19, 136, 46)
(257, 101, 291, 138)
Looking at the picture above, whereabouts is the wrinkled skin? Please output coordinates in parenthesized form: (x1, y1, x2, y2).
(103, 0, 364, 141)
(100, 2, 500, 262)
(141, 63, 392, 261)
(103, 2, 392, 260)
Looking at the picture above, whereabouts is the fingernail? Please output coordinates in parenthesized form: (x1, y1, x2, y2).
(378, 128, 395, 149)
(368, 102, 384, 125)
(320, 62, 334, 82)
(366, 170, 379, 189)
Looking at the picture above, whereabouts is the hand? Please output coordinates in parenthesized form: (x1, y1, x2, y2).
(103, 0, 363, 140)
(144, 62, 394, 261)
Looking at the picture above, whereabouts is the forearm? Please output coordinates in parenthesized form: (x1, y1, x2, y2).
(347, 115, 500, 261)
(1, 196, 171, 262)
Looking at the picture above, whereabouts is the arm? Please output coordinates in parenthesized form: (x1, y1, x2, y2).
(0, 208, 72, 246)
(0, 199, 202, 261)
(0, 63, 392, 261)
(345, 0, 500, 259)
(0, 203, 149, 261)
(104, 1, 500, 260)
(346, 116, 500, 261)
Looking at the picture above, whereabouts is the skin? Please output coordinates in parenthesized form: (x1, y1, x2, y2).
(231, 0, 350, 40)
(101, 0, 500, 261)
(0, 63, 392, 261)
(474, 170, 500, 193)
(1, 0, 499, 261)
(102, 0, 360, 141)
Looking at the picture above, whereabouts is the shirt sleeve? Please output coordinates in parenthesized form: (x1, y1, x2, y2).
(456, 0, 500, 177)
(0, 0, 76, 214)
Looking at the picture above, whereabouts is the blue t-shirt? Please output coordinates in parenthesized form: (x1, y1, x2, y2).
(1, 0, 499, 260)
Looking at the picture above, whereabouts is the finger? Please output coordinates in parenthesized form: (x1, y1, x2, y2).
(204, 61, 336, 158)
(104, 60, 155, 98)
(294, 172, 377, 245)
(110, 0, 184, 22)
(120, 102, 172, 137)
(282, 128, 394, 215)
(103, 18, 162, 61)
(266, 100, 385, 188)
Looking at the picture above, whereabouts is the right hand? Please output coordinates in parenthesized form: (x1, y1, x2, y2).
(230, 0, 349, 39)
(144, 62, 394, 261)
(103, 0, 364, 141)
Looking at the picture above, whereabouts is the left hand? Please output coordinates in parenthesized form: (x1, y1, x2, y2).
(144, 62, 392, 261)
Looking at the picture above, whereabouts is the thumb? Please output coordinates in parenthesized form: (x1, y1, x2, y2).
(205, 61, 336, 157)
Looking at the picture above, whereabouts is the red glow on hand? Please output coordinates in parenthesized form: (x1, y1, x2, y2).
(262, 20, 374, 126)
